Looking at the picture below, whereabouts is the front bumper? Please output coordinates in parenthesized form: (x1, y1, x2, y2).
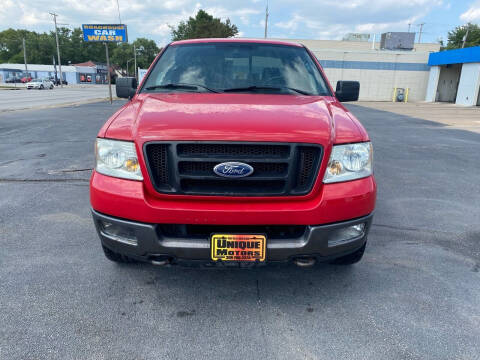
(92, 210, 373, 264)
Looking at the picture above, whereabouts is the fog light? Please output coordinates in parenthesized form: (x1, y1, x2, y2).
(328, 223, 365, 246)
(100, 220, 137, 246)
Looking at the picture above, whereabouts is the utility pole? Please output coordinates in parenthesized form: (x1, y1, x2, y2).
(264, 3, 269, 38)
(53, 55, 58, 84)
(116, 0, 122, 24)
(50, 12, 63, 87)
(22, 38, 28, 74)
(134, 43, 137, 80)
(418, 23, 425, 43)
(462, 26, 470, 48)
(408, 23, 411, 32)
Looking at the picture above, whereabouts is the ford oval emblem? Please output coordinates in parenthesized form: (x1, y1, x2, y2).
(213, 162, 254, 178)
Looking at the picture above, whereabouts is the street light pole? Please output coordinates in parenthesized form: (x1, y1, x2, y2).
(126, 58, 134, 77)
(50, 12, 63, 87)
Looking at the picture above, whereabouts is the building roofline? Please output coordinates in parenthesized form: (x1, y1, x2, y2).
(428, 46, 480, 66)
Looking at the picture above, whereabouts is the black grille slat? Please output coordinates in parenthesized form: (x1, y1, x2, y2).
(144, 142, 322, 196)
(145, 144, 170, 190)
(181, 179, 285, 194)
(158, 224, 307, 240)
(177, 143, 290, 158)
(179, 161, 288, 177)
(297, 147, 318, 187)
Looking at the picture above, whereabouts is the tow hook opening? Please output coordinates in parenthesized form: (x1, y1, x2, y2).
(149, 255, 172, 266)
(294, 257, 316, 267)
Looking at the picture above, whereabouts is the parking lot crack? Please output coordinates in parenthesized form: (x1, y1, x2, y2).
(0, 178, 89, 183)
(373, 223, 454, 235)
(48, 168, 92, 174)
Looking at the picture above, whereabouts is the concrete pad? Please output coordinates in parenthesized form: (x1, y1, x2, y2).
(354, 101, 480, 133)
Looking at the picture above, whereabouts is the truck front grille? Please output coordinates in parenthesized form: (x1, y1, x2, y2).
(144, 142, 322, 196)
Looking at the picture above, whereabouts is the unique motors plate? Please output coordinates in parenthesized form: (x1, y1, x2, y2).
(211, 234, 266, 262)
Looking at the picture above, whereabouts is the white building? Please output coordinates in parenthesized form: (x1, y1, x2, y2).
(275, 38, 440, 102)
(425, 46, 480, 106)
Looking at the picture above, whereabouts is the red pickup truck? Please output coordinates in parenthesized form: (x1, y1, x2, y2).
(90, 38, 376, 267)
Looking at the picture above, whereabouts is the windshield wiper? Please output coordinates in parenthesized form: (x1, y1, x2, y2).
(145, 83, 220, 93)
(222, 85, 312, 95)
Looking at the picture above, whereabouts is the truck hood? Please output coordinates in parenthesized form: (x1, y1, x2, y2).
(104, 93, 366, 145)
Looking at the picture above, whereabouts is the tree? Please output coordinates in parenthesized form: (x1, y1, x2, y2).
(111, 38, 160, 74)
(111, 42, 134, 71)
(170, 9, 238, 41)
(446, 23, 480, 50)
(0, 28, 159, 71)
(133, 38, 160, 69)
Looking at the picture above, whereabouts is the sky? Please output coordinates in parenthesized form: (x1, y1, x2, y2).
(1, 0, 479, 46)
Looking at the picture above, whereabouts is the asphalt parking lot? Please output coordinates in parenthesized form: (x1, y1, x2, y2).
(0, 101, 479, 359)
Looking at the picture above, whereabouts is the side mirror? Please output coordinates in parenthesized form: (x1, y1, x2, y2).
(335, 81, 360, 102)
(116, 77, 137, 99)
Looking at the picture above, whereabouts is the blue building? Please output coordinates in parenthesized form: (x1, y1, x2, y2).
(0, 63, 101, 85)
(425, 46, 480, 106)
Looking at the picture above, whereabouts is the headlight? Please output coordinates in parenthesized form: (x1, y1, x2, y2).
(323, 142, 372, 183)
(95, 138, 143, 180)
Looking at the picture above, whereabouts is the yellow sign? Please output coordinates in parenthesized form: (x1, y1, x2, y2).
(211, 234, 266, 262)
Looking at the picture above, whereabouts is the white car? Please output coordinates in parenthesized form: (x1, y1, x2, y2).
(27, 79, 55, 90)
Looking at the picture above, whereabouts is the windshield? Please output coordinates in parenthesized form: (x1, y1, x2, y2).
(141, 43, 331, 96)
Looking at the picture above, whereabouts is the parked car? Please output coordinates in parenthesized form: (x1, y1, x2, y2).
(27, 79, 54, 90)
(21, 75, 32, 83)
(5, 76, 22, 83)
(91, 39, 376, 267)
(48, 77, 68, 86)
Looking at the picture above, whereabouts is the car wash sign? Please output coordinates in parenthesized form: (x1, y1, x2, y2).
(82, 24, 128, 42)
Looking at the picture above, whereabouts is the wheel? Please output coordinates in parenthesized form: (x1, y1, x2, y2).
(102, 245, 136, 263)
(50, 85, 54, 89)
(40, 85, 44, 90)
(330, 243, 366, 265)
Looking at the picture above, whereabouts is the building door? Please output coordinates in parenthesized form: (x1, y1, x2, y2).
(436, 64, 462, 102)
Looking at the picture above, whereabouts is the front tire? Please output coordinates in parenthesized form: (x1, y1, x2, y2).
(102, 245, 136, 263)
(40, 85, 44, 90)
(330, 243, 366, 265)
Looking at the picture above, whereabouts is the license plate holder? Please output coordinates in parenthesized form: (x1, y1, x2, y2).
(211, 234, 266, 262)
